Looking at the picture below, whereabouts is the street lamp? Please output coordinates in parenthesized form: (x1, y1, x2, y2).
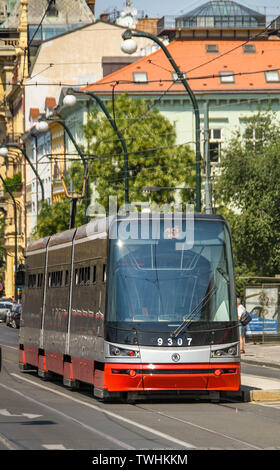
(0, 143, 45, 202)
(121, 29, 202, 213)
(63, 88, 129, 209)
(35, 117, 89, 225)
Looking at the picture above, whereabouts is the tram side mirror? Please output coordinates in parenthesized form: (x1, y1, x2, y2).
(15, 269, 25, 286)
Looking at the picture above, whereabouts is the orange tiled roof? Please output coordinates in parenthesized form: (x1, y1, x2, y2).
(45, 97, 57, 110)
(29, 108, 40, 119)
(84, 39, 280, 94)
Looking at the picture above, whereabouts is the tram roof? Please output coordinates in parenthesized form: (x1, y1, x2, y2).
(26, 212, 226, 253)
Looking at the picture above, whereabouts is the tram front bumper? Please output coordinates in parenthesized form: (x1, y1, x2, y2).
(104, 362, 241, 392)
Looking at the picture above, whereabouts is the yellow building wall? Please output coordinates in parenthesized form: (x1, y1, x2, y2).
(0, 0, 28, 299)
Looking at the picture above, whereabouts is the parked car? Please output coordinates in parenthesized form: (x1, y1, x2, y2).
(0, 302, 13, 323)
(9, 304, 21, 329)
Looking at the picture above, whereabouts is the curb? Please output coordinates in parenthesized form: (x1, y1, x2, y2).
(242, 358, 280, 369)
(223, 387, 280, 402)
(246, 389, 280, 402)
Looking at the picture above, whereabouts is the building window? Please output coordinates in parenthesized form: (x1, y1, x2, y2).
(46, 0, 59, 17)
(212, 129, 221, 140)
(206, 44, 219, 54)
(133, 72, 148, 83)
(243, 44, 256, 54)
(244, 124, 265, 152)
(209, 129, 222, 163)
(265, 70, 280, 83)
(219, 71, 235, 83)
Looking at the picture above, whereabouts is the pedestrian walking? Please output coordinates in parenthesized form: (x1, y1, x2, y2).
(237, 297, 246, 353)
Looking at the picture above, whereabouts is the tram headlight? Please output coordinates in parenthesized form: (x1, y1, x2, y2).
(211, 345, 238, 357)
(109, 345, 140, 358)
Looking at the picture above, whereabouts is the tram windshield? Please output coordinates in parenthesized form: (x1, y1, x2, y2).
(107, 218, 236, 329)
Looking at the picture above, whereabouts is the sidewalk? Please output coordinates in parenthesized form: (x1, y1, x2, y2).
(237, 343, 280, 402)
(242, 342, 280, 370)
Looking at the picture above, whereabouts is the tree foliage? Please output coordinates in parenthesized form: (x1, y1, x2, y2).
(215, 111, 280, 278)
(33, 95, 195, 237)
(83, 94, 195, 211)
(33, 161, 86, 238)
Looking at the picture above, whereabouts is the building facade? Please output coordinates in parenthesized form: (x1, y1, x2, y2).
(22, 18, 153, 239)
(0, 0, 95, 296)
(55, 2, 280, 215)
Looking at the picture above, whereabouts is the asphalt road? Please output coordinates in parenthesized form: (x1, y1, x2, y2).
(0, 324, 280, 453)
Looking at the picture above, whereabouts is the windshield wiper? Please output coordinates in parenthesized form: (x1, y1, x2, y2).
(170, 285, 218, 338)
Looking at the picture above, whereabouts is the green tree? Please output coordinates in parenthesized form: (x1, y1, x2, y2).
(33, 161, 86, 238)
(33, 95, 195, 238)
(83, 94, 195, 211)
(215, 111, 280, 278)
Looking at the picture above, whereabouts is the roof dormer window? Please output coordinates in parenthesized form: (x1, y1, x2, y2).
(265, 70, 280, 82)
(219, 71, 235, 83)
(133, 72, 148, 84)
(206, 44, 219, 54)
(243, 44, 256, 54)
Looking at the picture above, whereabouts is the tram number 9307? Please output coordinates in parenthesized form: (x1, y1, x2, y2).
(157, 337, 193, 346)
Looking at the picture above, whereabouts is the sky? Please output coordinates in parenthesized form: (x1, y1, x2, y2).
(94, 0, 280, 22)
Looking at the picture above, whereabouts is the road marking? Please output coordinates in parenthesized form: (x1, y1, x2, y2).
(0, 431, 17, 450)
(0, 409, 42, 419)
(255, 402, 280, 409)
(0, 381, 133, 450)
(42, 444, 69, 450)
(11, 373, 195, 449)
(1, 345, 17, 350)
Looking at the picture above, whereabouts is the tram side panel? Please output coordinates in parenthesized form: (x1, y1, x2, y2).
(42, 236, 75, 376)
(69, 233, 108, 385)
(19, 238, 49, 368)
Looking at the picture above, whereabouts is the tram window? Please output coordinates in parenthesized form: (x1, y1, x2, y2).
(78, 267, 85, 284)
(28, 274, 36, 288)
(103, 264, 107, 282)
(75, 266, 91, 285)
(84, 266, 90, 284)
(37, 273, 43, 288)
(93, 265, 97, 283)
(48, 270, 63, 287)
(65, 270, 69, 286)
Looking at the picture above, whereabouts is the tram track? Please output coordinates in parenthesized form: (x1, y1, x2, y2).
(133, 403, 262, 450)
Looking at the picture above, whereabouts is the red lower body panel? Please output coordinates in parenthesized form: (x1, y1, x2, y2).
(104, 362, 241, 392)
(21, 346, 39, 367)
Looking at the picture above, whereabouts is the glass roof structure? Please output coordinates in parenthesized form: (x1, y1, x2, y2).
(175, 0, 266, 29)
